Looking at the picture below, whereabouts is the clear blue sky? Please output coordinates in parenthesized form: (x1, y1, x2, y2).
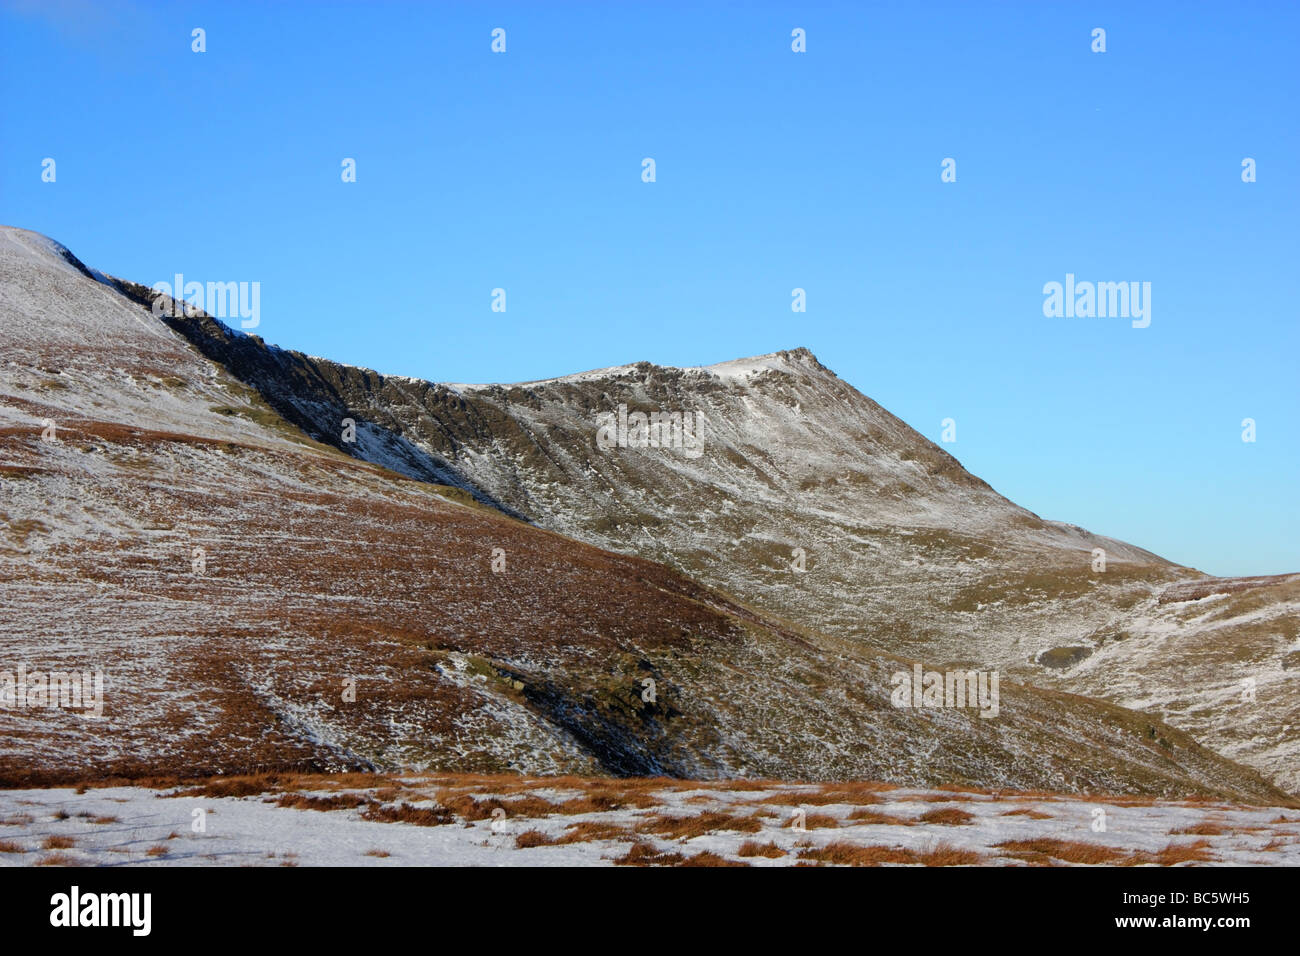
(2, 1, 1296, 576)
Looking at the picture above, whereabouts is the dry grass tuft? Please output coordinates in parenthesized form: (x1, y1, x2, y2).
(636, 811, 762, 840)
(438, 791, 560, 821)
(556, 790, 657, 815)
(761, 786, 883, 807)
(797, 842, 919, 866)
(360, 802, 454, 827)
(784, 812, 840, 830)
(275, 792, 371, 812)
(555, 821, 633, 845)
(1171, 822, 1226, 836)
(514, 829, 553, 849)
(919, 808, 974, 826)
(995, 838, 1125, 865)
(845, 809, 915, 826)
(737, 840, 787, 858)
(1125, 840, 1215, 866)
(613, 842, 686, 866)
(41, 835, 75, 850)
(918, 842, 983, 866)
(680, 851, 747, 867)
(170, 774, 289, 799)
(611, 843, 746, 866)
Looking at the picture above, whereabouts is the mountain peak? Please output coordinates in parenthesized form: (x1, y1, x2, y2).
(447, 347, 828, 391)
(687, 346, 830, 381)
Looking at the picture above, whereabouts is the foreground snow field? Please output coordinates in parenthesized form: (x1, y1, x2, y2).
(1, 775, 1297, 867)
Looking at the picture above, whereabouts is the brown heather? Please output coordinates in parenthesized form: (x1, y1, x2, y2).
(783, 812, 840, 830)
(274, 793, 371, 812)
(918, 843, 985, 866)
(737, 840, 787, 858)
(515, 821, 635, 848)
(680, 851, 747, 867)
(918, 808, 975, 825)
(1125, 840, 1216, 866)
(556, 821, 634, 844)
(1171, 822, 1227, 836)
(514, 830, 552, 849)
(635, 810, 762, 840)
(846, 809, 915, 826)
(995, 839, 1127, 865)
(555, 790, 658, 814)
(760, 783, 890, 807)
(360, 802, 454, 827)
(798, 842, 920, 866)
(436, 791, 562, 821)
(613, 843, 686, 866)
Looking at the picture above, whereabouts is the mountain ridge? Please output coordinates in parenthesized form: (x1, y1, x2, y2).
(99, 242, 1300, 792)
(3, 225, 1294, 798)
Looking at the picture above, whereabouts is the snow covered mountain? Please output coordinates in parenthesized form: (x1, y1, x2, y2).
(110, 257, 1300, 794)
(120, 268, 1299, 793)
(1, 226, 1291, 803)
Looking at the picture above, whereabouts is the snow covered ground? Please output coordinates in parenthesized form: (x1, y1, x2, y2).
(1, 776, 1297, 867)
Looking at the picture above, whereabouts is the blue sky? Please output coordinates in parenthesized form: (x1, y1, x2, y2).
(2, 1, 1296, 575)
